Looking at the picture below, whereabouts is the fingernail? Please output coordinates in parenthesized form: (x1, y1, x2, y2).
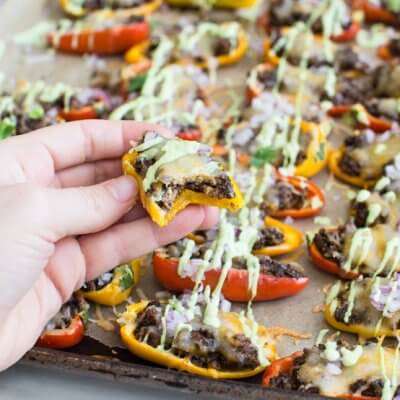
(108, 176, 137, 203)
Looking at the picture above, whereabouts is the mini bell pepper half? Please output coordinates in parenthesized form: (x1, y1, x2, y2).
(253, 216, 304, 257)
(268, 174, 325, 219)
(79, 259, 142, 306)
(48, 18, 149, 56)
(290, 120, 329, 178)
(328, 105, 392, 134)
(325, 298, 400, 339)
(58, 92, 111, 121)
(37, 315, 85, 349)
(261, 351, 303, 386)
(165, 0, 256, 9)
(152, 251, 309, 302)
(59, 0, 162, 17)
(187, 25, 249, 70)
(261, 351, 378, 400)
(328, 148, 377, 188)
(308, 233, 358, 280)
(122, 151, 244, 227)
(352, 0, 398, 26)
(36, 295, 88, 349)
(120, 300, 277, 379)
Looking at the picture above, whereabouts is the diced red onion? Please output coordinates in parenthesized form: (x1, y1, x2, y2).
(325, 362, 342, 376)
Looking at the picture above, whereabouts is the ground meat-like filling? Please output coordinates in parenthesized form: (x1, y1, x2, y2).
(235, 256, 305, 279)
(268, 350, 320, 393)
(134, 301, 260, 371)
(81, 271, 113, 292)
(83, 0, 151, 10)
(313, 225, 345, 264)
(133, 155, 234, 212)
(253, 227, 285, 250)
(151, 174, 234, 212)
(263, 181, 307, 213)
(256, 69, 277, 91)
(213, 38, 232, 57)
(333, 287, 365, 325)
(45, 298, 82, 330)
(350, 201, 388, 228)
(17, 112, 58, 135)
(338, 152, 362, 177)
(389, 38, 400, 56)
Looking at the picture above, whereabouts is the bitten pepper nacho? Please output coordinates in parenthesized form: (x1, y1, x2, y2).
(122, 132, 244, 226)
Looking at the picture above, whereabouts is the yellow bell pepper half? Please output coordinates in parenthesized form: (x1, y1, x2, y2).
(125, 24, 248, 68)
(295, 120, 330, 178)
(253, 217, 304, 257)
(329, 148, 377, 189)
(122, 152, 244, 227)
(80, 259, 142, 306)
(120, 300, 277, 379)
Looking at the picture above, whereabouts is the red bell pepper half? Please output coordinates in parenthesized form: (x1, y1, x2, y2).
(261, 351, 378, 400)
(262, 351, 303, 386)
(152, 251, 308, 302)
(308, 236, 358, 280)
(269, 175, 325, 219)
(328, 105, 392, 134)
(36, 315, 85, 349)
(353, 0, 398, 26)
(48, 20, 149, 56)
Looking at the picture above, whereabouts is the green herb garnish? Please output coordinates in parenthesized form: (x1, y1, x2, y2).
(316, 143, 325, 161)
(128, 74, 147, 93)
(250, 146, 276, 168)
(117, 264, 134, 290)
(0, 119, 16, 140)
(28, 105, 45, 120)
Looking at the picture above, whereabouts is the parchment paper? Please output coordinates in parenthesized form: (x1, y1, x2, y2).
(0, 0, 354, 357)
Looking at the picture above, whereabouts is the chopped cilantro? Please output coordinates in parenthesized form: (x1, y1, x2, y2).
(0, 119, 16, 139)
(28, 105, 45, 120)
(250, 146, 276, 168)
(128, 74, 147, 93)
(117, 264, 134, 290)
(316, 143, 325, 161)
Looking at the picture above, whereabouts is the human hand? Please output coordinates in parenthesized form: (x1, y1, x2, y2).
(0, 120, 218, 370)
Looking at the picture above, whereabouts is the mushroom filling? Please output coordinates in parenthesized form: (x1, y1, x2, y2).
(134, 301, 260, 371)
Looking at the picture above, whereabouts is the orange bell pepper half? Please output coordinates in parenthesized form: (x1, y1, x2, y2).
(152, 251, 308, 302)
(329, 148, 377, 188)
(36, 315, 85, 349)
(122, 147, 244, 227)
(48, 20, 149, 56)
(268, 175, 325, 219)
(352, 0, 398, 25)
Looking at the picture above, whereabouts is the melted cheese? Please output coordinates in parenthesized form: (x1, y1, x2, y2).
(343, 225, 400, 276)
(298, 343, 400, 397)
(349, 135, 400, 180)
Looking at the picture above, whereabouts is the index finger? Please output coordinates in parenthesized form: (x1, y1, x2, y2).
(5, 120, 171, 172)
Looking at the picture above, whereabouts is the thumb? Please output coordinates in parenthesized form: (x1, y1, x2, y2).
(42, 176, 138, 240)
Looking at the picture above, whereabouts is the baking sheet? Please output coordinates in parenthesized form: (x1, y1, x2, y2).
(0, 0, 355, 396)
